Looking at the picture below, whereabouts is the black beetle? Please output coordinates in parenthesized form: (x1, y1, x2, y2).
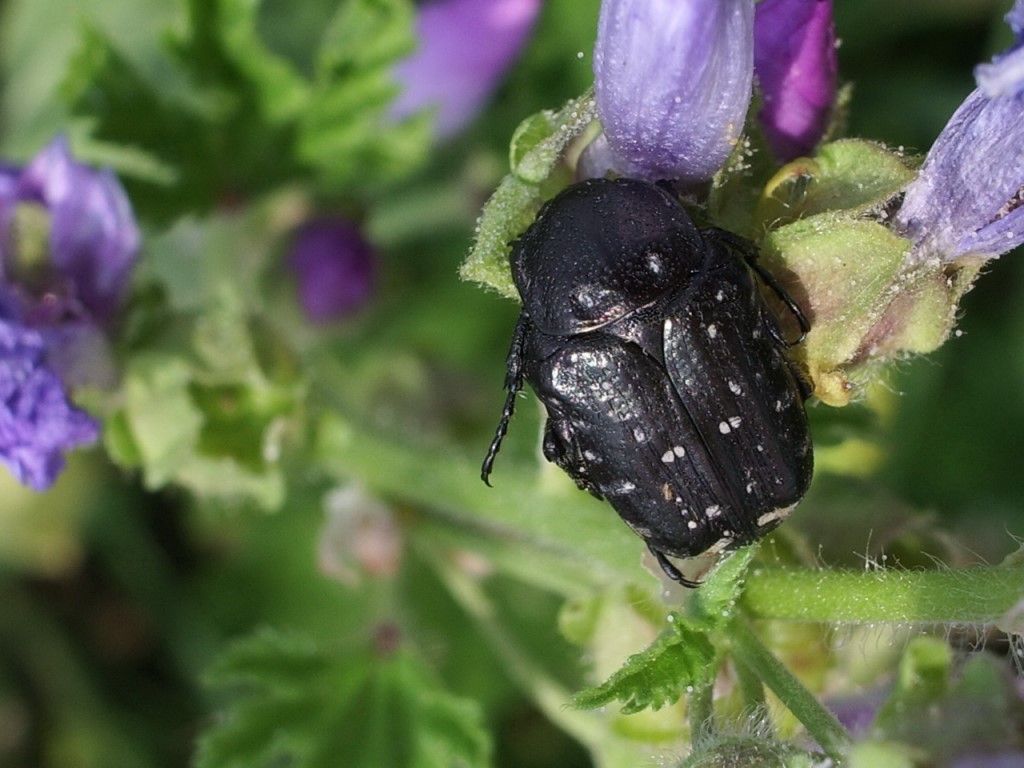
(481, 178, 813, 587)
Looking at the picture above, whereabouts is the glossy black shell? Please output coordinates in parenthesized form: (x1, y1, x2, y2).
(487, 177, 814, 572)
(511, 178, 705, 335)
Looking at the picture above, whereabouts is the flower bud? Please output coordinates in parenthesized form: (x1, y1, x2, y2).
(0, 137, 139, 322)
(391, 0, 542, 138)
(287, 218, 375, 324)
(754, 0, 838, 161)
(593, 0, 755, 186)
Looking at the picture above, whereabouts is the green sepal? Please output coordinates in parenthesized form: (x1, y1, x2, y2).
(755, 139, 916, 231)
(460, 91, 597, 298)
(761, 215, 910, 405)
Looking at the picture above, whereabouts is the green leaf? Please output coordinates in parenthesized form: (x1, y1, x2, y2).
(197, 630, 492, 768)
(873, 636, 951, 734)
(572, 621, 715, 714)
(461, 91, 597, 298)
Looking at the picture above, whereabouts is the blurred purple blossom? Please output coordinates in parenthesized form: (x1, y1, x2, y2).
(592, 0, 755, 186)
(288, 218, 375, 324)
(0, 137, 140, 323)
(975, 0, 1024, 97)
(391, 0, 542, 138)
(754, 0, 838, 161)
(0, 137, 138, 489)
(0, 314, 98, 490)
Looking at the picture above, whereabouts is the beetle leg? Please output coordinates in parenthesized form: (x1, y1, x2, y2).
(481, 316, 528, 486)
(647, 543, 702, 588)
(704, 227, 810, 345)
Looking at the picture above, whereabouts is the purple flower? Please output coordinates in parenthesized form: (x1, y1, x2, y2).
(0, 137, 140, 323)
(0, 314, 98, 490)
(592, 0, 755, 186)
(0, 137, 138, 490)
(895, 18, 1024, 265)
(754, 0, 838, 161)
(391, 0, 542, 138)
(288, 218, 375, 324)
(975, 0, 1024, 98)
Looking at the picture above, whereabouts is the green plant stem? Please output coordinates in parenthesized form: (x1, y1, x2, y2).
(688, 678, 714, 739)
(730, 620, 851, 763)
(741, 566, 1024, 624)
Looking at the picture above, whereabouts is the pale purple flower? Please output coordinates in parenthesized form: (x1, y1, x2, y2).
(592, 0, 755, 186)
(975, 0, 1024, 98)
(288, 218, 375, 324)
(895, 90, 1024, 264)
(0, 314, 98, 490)
(391, 0, 542, 138)
(0, 137, 140, 322)
(754, 0, 838, 161)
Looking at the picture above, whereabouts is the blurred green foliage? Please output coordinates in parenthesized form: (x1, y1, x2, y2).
(0, 0, 1023, 767)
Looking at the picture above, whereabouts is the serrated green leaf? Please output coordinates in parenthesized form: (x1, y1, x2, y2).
(197, 630, 492, 768)
(461, 91, 597, 297)
(572, 621, 715, 714)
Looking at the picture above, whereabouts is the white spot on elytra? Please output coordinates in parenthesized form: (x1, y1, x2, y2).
(633, 427, 647, 442)
(665, 318, 673, 333)
(746, 482, 756, 494)
(715, 289, 724, 302)
(728, 416, 742, 429)
(728, 380, 742, 395)
(583, 450, 597, 460)
(621, 481, 636, 493)
(707, 324, 718, 338)
(706, 505, 721, 517)
(774, 399, 783, 412)
(756, 444, 764, 452)
(661, 450, 675, 463)
(673, 445, 686, 457)
(719, 421, 731, 434)
(647, 253, 662, 274)
(687, 520, 698, 530)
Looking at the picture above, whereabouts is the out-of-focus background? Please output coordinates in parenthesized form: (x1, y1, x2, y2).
(0, 1, 1021, 766)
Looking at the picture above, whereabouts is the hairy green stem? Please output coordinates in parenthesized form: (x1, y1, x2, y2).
(688, 677, 714, 739)
(730, 620, 851, 763)
(741, 566, 1024, 624)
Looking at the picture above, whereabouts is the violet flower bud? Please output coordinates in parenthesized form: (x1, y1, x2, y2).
(0, 137, 140, 323)
(593, 0, 755, 186)
(974, 0, 1024, 98)
(895, 13, 1024, 266)
(754, 0, 838, 161)
(391, 0, 542, 138)
(0, 314, 98, 490)
(287, 218, 375, 324)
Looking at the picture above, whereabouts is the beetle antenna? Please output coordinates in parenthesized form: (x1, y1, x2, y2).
(481, 317, 527, 486)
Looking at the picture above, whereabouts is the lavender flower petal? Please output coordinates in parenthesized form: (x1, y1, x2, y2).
(593, 0, 755, 185)
(14, 137, 140, 320)
(288, 218, 375, 324)
(895, 89, 1024, 263)
(754, 0, 838, 161)
(976, 1, 1024, 98)
(391, 0, 542, 138)
(0, 316, 98, 490)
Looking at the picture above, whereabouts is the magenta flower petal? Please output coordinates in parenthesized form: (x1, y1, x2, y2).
(288, 218, 375, 324)
(391, 0, 542, 138)
(975, 0, 1024, 97)
(593, 0, 755, 186)
(0, 316, 98, 490)
(754, 0, 838, 161)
